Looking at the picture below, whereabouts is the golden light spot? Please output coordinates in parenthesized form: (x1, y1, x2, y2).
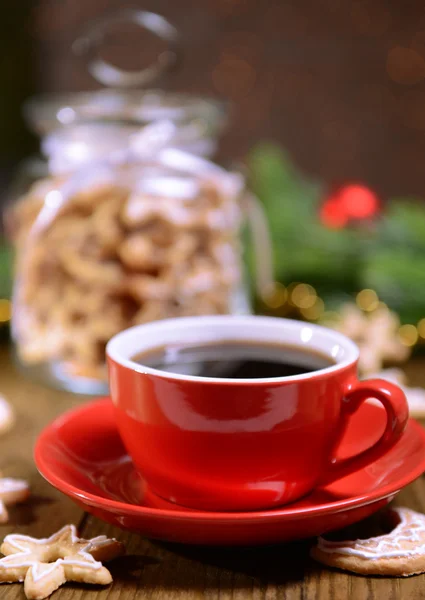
(0, 299, 11, 323)
(300, 298, 325, 321)
(286, 282, 300, 304)
(356, 289, 379, 312)
(290, 283, 317, 309)
(212, 57, 256, 99)
(263, 282, 287, 309)
(418, 318, 425, 338)
(398, 324, 418, 347)
(386, 46, 425, 85)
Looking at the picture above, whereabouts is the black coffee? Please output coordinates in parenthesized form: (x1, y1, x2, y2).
(132, 341, 335, 379)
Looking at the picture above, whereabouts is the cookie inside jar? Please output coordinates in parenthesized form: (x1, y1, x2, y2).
(7, 146, 250, 393)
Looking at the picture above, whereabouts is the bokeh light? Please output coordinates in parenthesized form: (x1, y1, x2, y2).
(340, 184, 380, 219)
(398, 324, 419, 347)
(0, 300, 11, 323)
(212, 57, 256, 99)
(320, 184, 379, 228)
(356, 289, 379, 312)
(418, 318, 425, 339)
(300, 298, 325, 321)
(263, 282, 288, 309)
(386, 46, 425, 85)
(290, 283, 317, 309)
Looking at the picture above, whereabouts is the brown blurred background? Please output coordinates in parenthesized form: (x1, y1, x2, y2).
(2, 0, 425, 199)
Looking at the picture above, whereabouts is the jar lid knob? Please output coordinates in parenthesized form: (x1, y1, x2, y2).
(72, 9, 179, 88)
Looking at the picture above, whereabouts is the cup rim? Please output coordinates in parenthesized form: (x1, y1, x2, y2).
(106, 315, 359, 385)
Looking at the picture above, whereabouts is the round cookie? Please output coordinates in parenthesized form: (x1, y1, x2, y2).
(311, 507, 425, 577)
(0, 477, 29, 523)
(0, 395, 15, 435)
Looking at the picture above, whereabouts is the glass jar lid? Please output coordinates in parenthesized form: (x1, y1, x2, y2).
(24, 89, 227, 138)
(23, 9, 228, 156)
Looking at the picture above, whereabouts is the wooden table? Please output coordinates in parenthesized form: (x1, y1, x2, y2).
(2, 345, 425, 600)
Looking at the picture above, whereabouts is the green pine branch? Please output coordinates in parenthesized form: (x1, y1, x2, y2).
(247, 141, 425, 324)
(247, 142, 363, 292)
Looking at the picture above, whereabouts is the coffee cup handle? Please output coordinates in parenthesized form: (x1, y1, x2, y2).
(319, 379, 409, 486)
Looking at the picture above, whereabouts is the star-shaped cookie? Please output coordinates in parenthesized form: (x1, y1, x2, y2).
(331, 303, 410, 375)
(0, 524, 125, 599)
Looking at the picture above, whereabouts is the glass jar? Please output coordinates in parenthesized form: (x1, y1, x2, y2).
(5, 11, 273, 394)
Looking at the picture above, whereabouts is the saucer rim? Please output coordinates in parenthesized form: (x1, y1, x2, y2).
(35, 398, 425, 523)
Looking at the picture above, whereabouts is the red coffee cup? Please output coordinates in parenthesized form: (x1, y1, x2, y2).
(106, 315, 409, 511)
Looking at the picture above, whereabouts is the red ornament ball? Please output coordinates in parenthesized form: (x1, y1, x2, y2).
(320, 183, 380, 228)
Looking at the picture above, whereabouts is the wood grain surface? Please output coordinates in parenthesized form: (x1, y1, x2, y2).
(1, 345, 425, 599)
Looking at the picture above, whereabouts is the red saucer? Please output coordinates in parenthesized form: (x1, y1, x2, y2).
(35, 398, 425, 546)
